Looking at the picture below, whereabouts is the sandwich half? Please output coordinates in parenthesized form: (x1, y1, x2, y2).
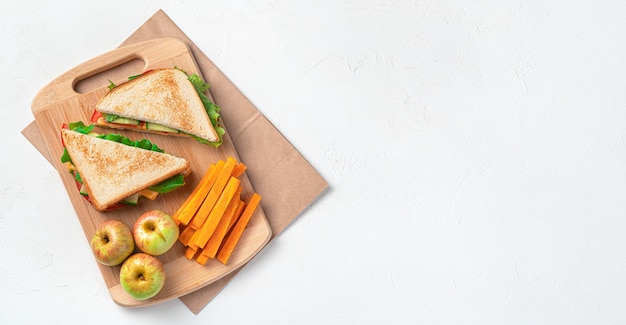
(60, 122, 191, 212)
(91, 68, 224, 146)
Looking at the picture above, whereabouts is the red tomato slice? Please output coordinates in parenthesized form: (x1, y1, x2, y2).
(90, 110, 102, 123)
(60, 123, 69, 147)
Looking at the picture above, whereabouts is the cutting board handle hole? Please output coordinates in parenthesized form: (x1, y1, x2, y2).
(73, 57, 146, 94)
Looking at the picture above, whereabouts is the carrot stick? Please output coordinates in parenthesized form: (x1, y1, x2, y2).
(172, 163, 215, 222)
(184, 246, 198, 260)
(200, 186, 243, 258)
(193, 177, 241, 249)
(178, 225, 197, 246)
(177, 160, 225, 226)
(187, 227, 201, 250)
(190, 157, 237, 230)
(196, 253, 211, 266)
(217, 193, 262, 264)
(231, 162, 247, 178)
(227, 200, 246, 232)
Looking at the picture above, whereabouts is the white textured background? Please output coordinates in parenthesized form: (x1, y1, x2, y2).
(3, 1, 626, 324)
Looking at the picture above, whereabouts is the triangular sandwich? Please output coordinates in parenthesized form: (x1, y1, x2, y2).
(60, 123, 190, 211)
(91, 68, 224, 146)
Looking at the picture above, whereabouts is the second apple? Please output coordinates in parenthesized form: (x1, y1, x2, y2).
(133, 210, 179, 255)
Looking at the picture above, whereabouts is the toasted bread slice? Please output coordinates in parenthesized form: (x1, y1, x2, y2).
(61, 129, 190, 211)
(95, 68, 220, 143)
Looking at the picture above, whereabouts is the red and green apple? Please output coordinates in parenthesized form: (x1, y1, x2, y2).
(90, 219, 134, 266)
(119, 253, 166, 300)
(133, 210, 179, 256)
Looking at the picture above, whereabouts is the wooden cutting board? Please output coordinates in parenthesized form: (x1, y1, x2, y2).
(31, 38, 271, 307)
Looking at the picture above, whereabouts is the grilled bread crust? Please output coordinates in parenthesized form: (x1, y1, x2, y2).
(61, 129, 190, 211)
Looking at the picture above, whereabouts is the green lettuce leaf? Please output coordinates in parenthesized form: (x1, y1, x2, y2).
(61, 148, 72, 163)
(187, 73, 225, 147)
(68, 121, 94, 134)
(65, 122, 165, 153)
(148, 174, 185, 193)
(95, 133, 165, 153)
